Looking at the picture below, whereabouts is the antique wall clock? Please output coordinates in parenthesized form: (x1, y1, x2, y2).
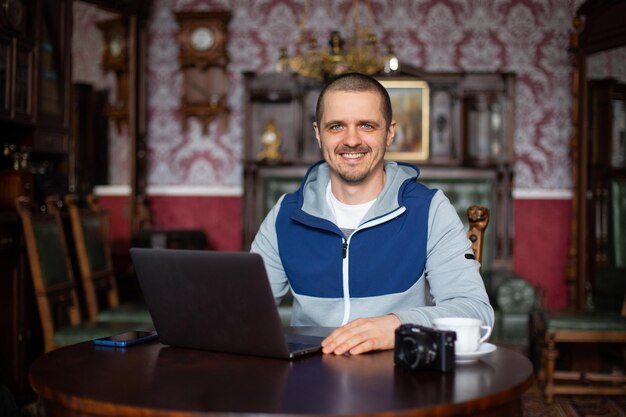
(97, 17, 129, 133)
(175, 11, 231, 134)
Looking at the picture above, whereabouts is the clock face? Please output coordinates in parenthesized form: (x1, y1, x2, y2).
(110, 36, 124, 58)
(261, 130, 277, 145)
(190, 27, 215, 52)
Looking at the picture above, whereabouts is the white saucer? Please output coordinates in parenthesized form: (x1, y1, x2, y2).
(455, 343, 497, 364)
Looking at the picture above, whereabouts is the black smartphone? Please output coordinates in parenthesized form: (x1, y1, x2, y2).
(93, 330, 158, 347)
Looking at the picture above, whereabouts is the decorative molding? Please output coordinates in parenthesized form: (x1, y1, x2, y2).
(512, 189, 573, 200)
(95, 185, 569, 200)
(94, 184, 243, 197)
(146, 185, 242, 196)
(94, 185, 132, 196)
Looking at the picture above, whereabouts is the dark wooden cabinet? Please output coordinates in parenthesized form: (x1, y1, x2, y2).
(0, 0, 72, 205)
(0, 0, 151, 407)
(0, 0, 71, 406)
(568, 0, 626, 310)
(586, 80, 626, 270)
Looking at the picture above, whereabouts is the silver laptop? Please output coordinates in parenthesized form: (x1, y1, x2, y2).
(130, 248, 324, 359)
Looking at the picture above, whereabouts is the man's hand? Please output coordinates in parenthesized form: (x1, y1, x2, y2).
(321, 314, 401, 355)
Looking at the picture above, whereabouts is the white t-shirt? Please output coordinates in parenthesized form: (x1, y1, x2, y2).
(326, 183, 376, 238)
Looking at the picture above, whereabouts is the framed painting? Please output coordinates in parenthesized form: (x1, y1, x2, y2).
(379, 79, 430, 161)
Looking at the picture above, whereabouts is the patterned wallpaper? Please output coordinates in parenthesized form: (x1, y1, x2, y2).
(76, 0, 586, 190)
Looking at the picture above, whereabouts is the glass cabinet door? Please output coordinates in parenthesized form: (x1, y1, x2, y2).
(13, 43, 32, 119)
(464, 93, 504, 162)
(0, 37, 10, 117)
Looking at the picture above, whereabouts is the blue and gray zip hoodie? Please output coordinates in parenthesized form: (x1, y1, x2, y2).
(251, 160, 494, 328)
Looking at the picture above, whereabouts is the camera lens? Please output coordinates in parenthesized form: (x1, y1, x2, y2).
(400, 333, 437, 369)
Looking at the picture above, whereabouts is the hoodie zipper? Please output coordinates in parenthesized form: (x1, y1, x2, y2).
(339, 206, 407, 325)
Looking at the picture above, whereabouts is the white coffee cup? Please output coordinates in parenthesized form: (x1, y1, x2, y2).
(432, 317, 492, 354)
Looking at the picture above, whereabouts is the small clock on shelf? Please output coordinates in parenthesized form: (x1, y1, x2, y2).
(175, 11, 231, 134)
(256, 119, 283, 164)
(97, 17, 129, 132)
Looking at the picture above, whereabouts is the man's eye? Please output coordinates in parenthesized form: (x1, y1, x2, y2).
(329, 124, 343, 131)
(361, 123, 374, 129)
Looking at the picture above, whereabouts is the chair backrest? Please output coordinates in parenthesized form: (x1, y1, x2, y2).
(64, 194, 119, 322)
(467, 205, 490, 269)
(15, 196, 81, 352)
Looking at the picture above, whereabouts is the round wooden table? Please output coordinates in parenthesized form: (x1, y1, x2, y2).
(30, 329, 533, 417)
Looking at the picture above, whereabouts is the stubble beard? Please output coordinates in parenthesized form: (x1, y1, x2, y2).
(332, 145, 374, 185)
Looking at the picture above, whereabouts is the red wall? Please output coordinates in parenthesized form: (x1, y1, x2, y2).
(99, 195, 242, 249)
(148, 196, 242, 251)
(513, 199, 571, 311)
(98, 196, 133, 276)
(98, 195, 241, 278)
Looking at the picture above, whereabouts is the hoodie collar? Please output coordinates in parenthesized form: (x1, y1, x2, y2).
(299, 160, 420, 220)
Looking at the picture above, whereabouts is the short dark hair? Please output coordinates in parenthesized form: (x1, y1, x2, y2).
(315, 72, 392, 129)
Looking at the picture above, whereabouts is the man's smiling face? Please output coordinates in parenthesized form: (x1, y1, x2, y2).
(314, 90, 395, 186)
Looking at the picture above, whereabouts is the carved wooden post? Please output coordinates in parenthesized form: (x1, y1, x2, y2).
(567, 15, 586, 311)
(467, 205, 490, 270)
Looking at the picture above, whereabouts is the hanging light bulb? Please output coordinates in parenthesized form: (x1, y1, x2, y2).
(384, 45, 399, 73)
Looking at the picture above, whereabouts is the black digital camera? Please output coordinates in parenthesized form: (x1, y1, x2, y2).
(394, 324, 456, 372)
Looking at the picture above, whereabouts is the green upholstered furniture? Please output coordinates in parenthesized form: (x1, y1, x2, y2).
(64, 195, 152, 325)
(15, 196, 150, 352)
(486, 269, 537, 344)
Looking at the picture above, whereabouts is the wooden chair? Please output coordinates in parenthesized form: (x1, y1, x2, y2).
(64, 194, 151, 324)
(531, 272, 626, 403)
(467, 205, 489, 269)
(15, 196, 150, 352)
(468, 205, 538, 345)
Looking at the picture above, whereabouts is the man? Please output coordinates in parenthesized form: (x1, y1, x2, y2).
(251, 72, 493, 356)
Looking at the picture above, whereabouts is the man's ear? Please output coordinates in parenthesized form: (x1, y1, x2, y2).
(386, 120, 397, 147)
(313, 122, 321, 148)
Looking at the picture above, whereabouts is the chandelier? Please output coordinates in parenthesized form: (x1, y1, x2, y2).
(277, 0, 399, 80)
